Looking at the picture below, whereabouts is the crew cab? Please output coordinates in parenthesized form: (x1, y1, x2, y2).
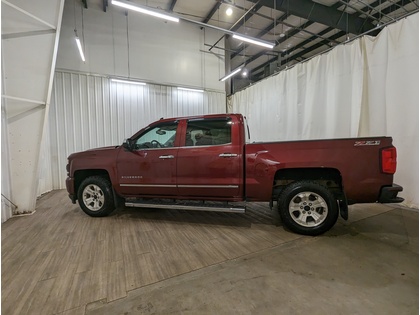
(66, 113, 403, 235)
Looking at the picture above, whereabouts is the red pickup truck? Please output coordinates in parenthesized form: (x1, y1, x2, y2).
(66, 113, 403, 235)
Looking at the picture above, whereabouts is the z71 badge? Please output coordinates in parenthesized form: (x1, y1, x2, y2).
(354, 140, 381, 146)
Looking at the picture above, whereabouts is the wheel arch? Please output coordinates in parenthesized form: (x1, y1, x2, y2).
(74, 169, 111, 199)
(272, 167, 343, 199)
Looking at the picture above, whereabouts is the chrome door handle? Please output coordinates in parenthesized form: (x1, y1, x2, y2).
(159, 155, 174, 159)
(219, 153, 238, 158)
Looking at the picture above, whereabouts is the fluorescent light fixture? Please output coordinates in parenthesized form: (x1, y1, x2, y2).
(111, 78, 146, 85)
(177, 87, 204, 93)
(75, 37, 86, 62)
(219, 67, 243, 82)
(112, 0, 179, 23)
(232, 34, 274, 49)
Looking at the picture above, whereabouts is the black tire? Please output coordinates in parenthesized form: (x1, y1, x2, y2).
(77, 176, 115, 217)
(278, 181, 338, 236)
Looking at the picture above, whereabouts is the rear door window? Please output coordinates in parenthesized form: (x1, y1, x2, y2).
(185, 119, 232, 147)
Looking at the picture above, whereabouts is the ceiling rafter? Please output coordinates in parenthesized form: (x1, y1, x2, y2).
(251, 27, 341, 78)
(103, 0, 108, 12)
(233, 1, 378, 83)
(169, 0, 177, 12)
(203, 0, 222, 24)
(230, 13, 291, 60)
(229, 2, 343, 60)
(231, 19, 316, 66)
(103, 0, 418, 93)
(258, 0, 377, 35)
(246, 0, 418, 83)
(230, 3, 264, 32)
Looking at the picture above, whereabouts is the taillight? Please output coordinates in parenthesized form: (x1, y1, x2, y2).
(381, 147, 397, 174)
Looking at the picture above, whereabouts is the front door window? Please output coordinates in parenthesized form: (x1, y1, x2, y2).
(134, 124, 177, 149)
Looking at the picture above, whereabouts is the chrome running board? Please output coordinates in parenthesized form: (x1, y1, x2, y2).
(125, 201, 246, 214)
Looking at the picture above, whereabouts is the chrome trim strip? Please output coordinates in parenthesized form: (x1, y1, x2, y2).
(125, 202, 246, 213)
(178, 185, 239, 189)
(120, 184, 176, 188)
(120, 184, 238, 188)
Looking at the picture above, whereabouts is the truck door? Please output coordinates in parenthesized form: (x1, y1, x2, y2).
(177, 117, 243, 199)
(116, 121, 179, 196)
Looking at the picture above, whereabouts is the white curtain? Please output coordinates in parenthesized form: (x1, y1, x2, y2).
(38, 72, 226, 194)
(231, 13, 418, 208)
(359, 15, 419, 208)
(232, 40, 364, 142)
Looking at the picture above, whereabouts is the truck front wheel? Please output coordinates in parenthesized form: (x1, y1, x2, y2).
(278, 181, 338, 236)
(77, 176, 115, 217)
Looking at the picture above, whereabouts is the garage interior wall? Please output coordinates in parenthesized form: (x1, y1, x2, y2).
(56, 0, 226, 91)
(230, 13, 419, 208)
(1, 0, 65, 222)
(38, 72, 226, 193)
(33, 0, 228, 195)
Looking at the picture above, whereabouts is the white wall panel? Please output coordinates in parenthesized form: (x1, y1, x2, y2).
(41, 71, 226, 193)
(56, 0, 225, 92)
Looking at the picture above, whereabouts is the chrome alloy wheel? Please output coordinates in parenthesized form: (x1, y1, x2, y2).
(288, 191, 328, 227)
(82, 184, 105, 211)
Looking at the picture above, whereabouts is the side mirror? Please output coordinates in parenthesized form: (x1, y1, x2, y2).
(123, 138, 133, 151)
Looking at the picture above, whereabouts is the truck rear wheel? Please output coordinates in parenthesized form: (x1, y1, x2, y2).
(77, 176, 115, 217)
(278, 181, 338, 236)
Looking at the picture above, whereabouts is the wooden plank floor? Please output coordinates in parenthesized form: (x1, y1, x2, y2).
(2, 190, 302, 315)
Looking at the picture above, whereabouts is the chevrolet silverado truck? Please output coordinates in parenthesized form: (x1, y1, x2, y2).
(66, 113, 403, 235)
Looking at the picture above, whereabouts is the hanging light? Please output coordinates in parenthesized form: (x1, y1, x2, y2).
(111, 78, 146, 85)
(232, 34, 274, 49)
(112, 0, 179, 22)
(219, 66, 243, 82)
(74, 30, 85, 62)
(177, 87, 204, 93)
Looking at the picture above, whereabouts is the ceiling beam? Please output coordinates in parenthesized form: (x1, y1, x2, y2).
(259, 0, 376, 35)
(203, 0, 222, 24)
(231, 19, 315, 67)
(169, 0, 177, 12)
(250, 30, 346, 79)
(230, 2, 343, 60)
(230, 13, 290, 59)
(230, 3, 263, 32)
(369, 0, 411, 18)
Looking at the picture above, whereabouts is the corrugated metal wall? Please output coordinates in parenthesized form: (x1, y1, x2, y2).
(38, 71, 226, 194)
